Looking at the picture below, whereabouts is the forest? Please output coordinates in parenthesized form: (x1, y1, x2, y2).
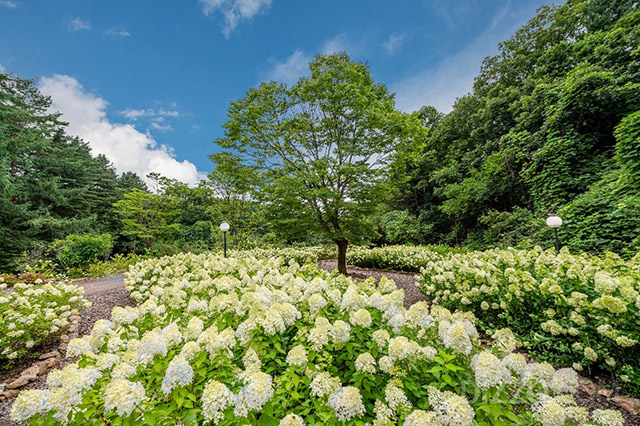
(1, 0, 638, 274)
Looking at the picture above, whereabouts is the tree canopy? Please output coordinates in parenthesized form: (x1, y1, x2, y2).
(214, 53, 424, 273)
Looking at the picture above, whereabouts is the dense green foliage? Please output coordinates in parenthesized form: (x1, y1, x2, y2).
(213, 53, 424, 273)
(417, 246, 640, 393)
(389, 0, 640, 254)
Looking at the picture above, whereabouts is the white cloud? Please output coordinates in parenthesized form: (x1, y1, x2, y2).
(120, 107, 180, 121)
(105, 28, 130, 37)
(199, 0, 271, 37)
(0, 64, 5, 73)
(263, 34, 362, 85)
(391, 1, 541, 113)
(68, 17, 91, 31)
(150, 122, 173, 132)
(321, 34, 352, 55)
(383, 33, 407, 54)
(39, 75, 204, 185)
(0, 1, 19, 9)
(264, 50, 311, 84)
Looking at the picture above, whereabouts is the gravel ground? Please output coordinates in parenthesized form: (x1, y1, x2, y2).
(318, 259, 427, 308)
(0, 286, 134, 425)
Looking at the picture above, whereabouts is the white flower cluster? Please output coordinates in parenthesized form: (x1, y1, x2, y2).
(1, 281, 89, 363)
(10, 251, 611, 425)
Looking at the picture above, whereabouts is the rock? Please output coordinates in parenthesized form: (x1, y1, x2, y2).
(21, 365, 40, 378)
(38, 350, 60, 360)
(45, 357, 58, 368)
(69, 315, 81, 322)
(578, 376, 598, 395)
(19, 367, 39, 382)
(37, 362, 48, 375)
(2, 389, 20, 399)
(611, 396, 640, 415)
(60, 334, 70, 343)
(6, 377, 29, 389)
(598, 388, 613, 398)
(59, 343, 67, 353)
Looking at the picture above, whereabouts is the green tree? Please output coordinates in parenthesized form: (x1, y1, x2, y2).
(1, 72, 121, 270)
(214, 53, 421, 273)
(208, 152, 264, 248)
(113, 188, 178, 249)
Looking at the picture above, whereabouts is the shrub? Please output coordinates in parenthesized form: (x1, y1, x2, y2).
(11, 252, 613, 425)
(418, 246, 640, 393)
(52, 234, 113, 270)
(0, 281, 90, 366)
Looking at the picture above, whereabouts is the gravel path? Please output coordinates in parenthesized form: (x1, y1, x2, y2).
(0, 278, 133, 425)
(318, 259, 427, 308)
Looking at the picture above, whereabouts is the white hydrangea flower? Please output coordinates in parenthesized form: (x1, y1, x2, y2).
(310, 372, 341, 398)
(103, 379, 146, 417)
(279, 413, 305, 426)
(388, 336, 410, 361)
(548, 368, 578, 395)
(330, 320, 351, 344)
(10, 389, 51, 422)
(349, 308, 372, 327)
(161, 356, 194, 394)
(137, 330, 168, 365)
(379, 356, 394, 373)
(532, 394, 566, 426)
(234, 371, 274, 417)
(355, 352, 377, 374)
(404, 409, 440, 426)
(202, 380, 235, 424)
(440, 321, 472, 355)
(471, 351, 510, 389)
(327, 386, 365, 422)
(286, 345, 308, 367)
(384, 382, 411, 412)
(591, 409, 624, 426)
(372, 329, 390, 348)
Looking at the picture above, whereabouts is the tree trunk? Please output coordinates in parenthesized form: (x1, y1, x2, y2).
(335, 238, 348, 275)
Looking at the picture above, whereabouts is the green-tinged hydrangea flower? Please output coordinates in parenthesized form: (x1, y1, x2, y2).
(201, 380, 235, 424)
(310, 372, 341, 398)
(584, 347, 598, 362)
(591, 409, 624, 426)
(103, 379, 146, 417)
(491, 328, 518, 355)
(10, 389, 51, 422)
(286, 345, 307, 367)
(532, 395, 566, 426)
(279, 413, 305, 426)
(355, 352, 377, 374)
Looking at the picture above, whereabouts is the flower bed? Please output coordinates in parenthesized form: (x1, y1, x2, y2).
(346, 245, 459, 272)
(418, 247, 640, 393)
(11, 252, 624, 425)
(0, 282, 90, 365)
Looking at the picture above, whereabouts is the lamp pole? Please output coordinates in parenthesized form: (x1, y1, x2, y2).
(545, 214, 563, 252)
(219, 222, 230, 258)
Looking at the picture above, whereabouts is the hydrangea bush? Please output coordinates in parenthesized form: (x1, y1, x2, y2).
(0, 281, 90, 365)
(418, 246, 640, 392)
(345, 245, 462, 272)
(12, 252, 624, 425)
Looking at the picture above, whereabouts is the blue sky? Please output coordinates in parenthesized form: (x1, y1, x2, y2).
(0, 0, 551, 184)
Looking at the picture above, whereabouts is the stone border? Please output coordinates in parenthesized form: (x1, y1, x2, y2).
(0, 314, 82, 402)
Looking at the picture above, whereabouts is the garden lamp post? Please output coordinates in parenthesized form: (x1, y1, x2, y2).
(546, 214, 562, 252)
(220, 221, 230, 258)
